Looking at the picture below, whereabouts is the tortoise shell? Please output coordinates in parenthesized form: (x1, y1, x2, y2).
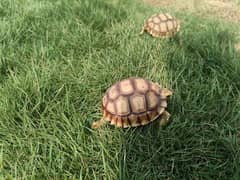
(101, 77, 172, 128)
(140, 13, 180, 38)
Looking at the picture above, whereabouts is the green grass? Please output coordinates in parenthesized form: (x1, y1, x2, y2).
(1, 0, 240, 179)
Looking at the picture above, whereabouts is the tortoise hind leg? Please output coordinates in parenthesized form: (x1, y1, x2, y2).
(91, 117, 107, 129)
(159, 110, 171, 126)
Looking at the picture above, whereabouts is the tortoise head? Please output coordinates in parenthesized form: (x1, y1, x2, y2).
(160, 88, 173, 97)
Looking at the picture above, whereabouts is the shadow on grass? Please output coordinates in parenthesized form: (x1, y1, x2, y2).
(120, 21, 240, 179)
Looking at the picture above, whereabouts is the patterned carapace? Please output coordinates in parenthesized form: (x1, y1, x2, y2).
(101, 77, 171, 128)
(141, 13, 180, 38)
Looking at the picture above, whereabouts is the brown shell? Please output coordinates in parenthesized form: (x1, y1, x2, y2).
(142, 13, 180, 38)
(102, 77, 169, 128)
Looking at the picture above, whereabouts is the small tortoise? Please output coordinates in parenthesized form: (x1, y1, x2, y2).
(140, 13, 180, 38)
(92, 77, 172, 129)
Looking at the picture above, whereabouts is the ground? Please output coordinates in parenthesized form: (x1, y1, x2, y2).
(144, 0, 240, 22)
(0, 0, 240, 179)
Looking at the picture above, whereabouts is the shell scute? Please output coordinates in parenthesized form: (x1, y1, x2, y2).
(138, 113, 150, 125)
(167, 21, 174, 30)
(127, 114, 139, 127)
(130, 93, 146, 114)
(134, 78, 149, 93)
(115, 95, 130, 116)
(146, 91, 159, 109)
(106, 101, 115, 114)
(119, 79, 134, 95)
(159, 14, 168, 21)
(108, 85, 119, 100)
(151, 83, 161, 95)
(153, 16, 161, 23)
(160, 22, 167, 32)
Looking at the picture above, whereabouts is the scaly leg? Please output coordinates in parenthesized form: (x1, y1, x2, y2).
(140, 26, 146, 35)
(91, 117, 107, 129)
(159, 110, 171, 126)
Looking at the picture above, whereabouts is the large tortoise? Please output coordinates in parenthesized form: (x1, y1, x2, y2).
(140, 13, 180, 38)
(92, 77, 173, 128)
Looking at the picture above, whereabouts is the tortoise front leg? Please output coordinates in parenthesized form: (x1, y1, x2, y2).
(140, 25, 147, 35)
(159, 110, 171, 126)
(91, 117, 107, 129)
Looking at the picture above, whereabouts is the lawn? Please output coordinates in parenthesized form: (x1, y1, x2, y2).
(0, 0, 240, 179)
